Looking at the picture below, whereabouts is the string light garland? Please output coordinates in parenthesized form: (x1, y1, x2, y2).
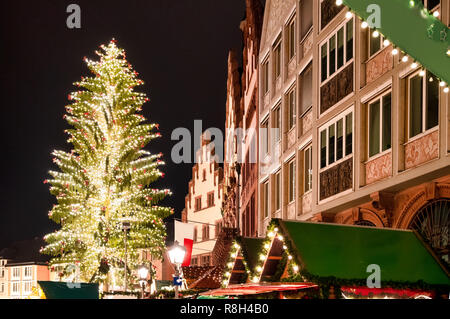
(41, 40, 173, 287)
(340, 0, 449, 93)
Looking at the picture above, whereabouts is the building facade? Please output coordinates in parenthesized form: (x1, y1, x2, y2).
(239, 0, 265, 238)
(181, 132, 224, 267)
(258, 0, 449, 270)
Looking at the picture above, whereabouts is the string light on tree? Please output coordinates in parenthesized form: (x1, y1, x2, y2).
(41, 40, 173, 287)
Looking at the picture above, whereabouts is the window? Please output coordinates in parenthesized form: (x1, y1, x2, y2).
(273, 36, 282, 80)
(261, 120, 269, 155)
(263, 182, 269, 218)
(202, 225, 210, 241)
(202, 169, 206, 181)
(12, 282, 20, 295)
(23, 281, 32, 294)
(207, 192, 214, 207)
(300, 0, 313, 40)
(288, 160, 296, 203)
(191, 257, 198, 266)
(321, 19, 354, 83)
(12, 267, 20, 279)
(195, 197, 202, 211)
(320, 110, 353, 169)
(368, 28, 389, 57)
(262, 60, 269, 94)
(273, 105, 281, 143)
(304, 146, 313, 193)
(368, 92, 392, 157)
(1, 283, 4, 293)
(409, 71, 439, 139)
(288, 89, 296, 130)
(24, 266, 32, 279)
(201, 255, 211, 266)
(288, 18, 296, 60)
(193, 227, 198, 243)
(274, 172, 281, 211)
(215, 221, 222, 238)
(300, 63, 313, 115)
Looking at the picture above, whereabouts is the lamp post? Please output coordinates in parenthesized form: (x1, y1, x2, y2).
(168, 241, 186, 299)
(138, 265, 149, 299)
(122, 221, 131, 292)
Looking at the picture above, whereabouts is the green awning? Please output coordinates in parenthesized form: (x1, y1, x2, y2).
(342, 0, 450, 84)
(38, 281, 99, 299)
(239, 237, 265, 271)
(280, 221, 449, 287)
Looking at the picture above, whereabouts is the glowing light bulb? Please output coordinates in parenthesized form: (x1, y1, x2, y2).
(383, 39, 390, 46)
(256, 266, 263, 272)
(392, 49, 399, 55)
(336, 0, 343, 6)
(345, 12, 352, 19)
(419, 70, 425, 77)
(372, 30, 380, 38)
(277, 235, 284, 241)
(440, 81, 446, 87)
(402, 56, 409, 62)
(288, 255, 293, 260)
(293, 265, 299, 272)
(274, 227, 279, 232)
(444, 87, 449, 93)
(264, 243, 270, 249)
(283, 245, 287, 250)
(433, 11, 439, 17)
(361, 21, 368, 29)
(260, 254, 266, 261)
(411, 62, 418, 69)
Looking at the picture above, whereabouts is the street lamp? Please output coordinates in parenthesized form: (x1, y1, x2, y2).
(138, 265, 149, 299)
(168, 241, 186, 299)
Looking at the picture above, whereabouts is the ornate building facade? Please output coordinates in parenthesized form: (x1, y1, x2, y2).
(258, 0, 449, 270)
(222, 0, 265, 238)
(181, 132, 224, 267)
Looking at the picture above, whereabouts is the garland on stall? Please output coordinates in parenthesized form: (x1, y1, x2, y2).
(222, 240, 251, 287)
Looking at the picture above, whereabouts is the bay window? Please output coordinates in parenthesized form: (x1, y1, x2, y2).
(320, 110, 353, 169)
(321, 18, 354, 83)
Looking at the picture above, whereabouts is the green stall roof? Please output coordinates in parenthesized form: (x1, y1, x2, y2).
(38, 281, 99, 299)
(280, 221, 449, 287)
(342, 0, 450, 84)
(239, 237, 265, 271)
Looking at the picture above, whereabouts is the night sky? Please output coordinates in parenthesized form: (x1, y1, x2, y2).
(0, 0, 245, 248)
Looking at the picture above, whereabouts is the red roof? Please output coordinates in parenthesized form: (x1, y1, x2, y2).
(200, 282, 318, 297)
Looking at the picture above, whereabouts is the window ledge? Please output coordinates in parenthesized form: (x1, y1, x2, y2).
(365, 149, 392, 164)
(404, 126, 438, 145)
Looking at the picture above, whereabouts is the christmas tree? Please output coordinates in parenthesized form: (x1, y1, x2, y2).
(41, 40, 173, 287)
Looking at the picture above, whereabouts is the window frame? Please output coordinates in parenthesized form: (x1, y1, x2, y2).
(273, 35, 282, 80)
(288, 159, 296, 203)
(407, 70, 439, 140)
(262, 58, 270, 95)
(319, 108, 353, 171)
(304, 146, 313, 193)
(274, 171, 281, 212)
(24, 266, 32, 279)
(263, 181, 269, 218)
(368, 27, 387, 58)
(194, 196, 202, 212)
(287, 16, 296, 61)
(320, 18, 354, 84)
(288, 88, 297, 130)
(368, 90, 392, 159)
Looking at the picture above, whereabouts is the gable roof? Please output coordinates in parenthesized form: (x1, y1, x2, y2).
(280, 220, 450, 286)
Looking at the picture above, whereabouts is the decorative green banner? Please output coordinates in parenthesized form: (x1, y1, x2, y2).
(342, 0, 450, 84)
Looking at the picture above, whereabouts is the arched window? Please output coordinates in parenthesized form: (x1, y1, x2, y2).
(409, 199, 449, 271)
(354, 220, 376, 227)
